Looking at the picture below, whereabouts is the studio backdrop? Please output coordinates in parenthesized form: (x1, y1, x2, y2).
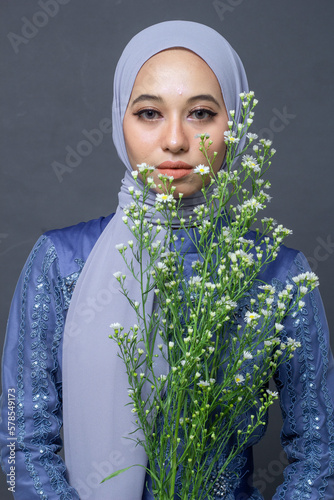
(1, 1, 333, 499)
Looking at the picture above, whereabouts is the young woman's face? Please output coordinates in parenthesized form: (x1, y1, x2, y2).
(123, 48, 229, 198)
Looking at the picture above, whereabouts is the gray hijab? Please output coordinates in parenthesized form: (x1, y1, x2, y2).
(63, 20, 248, 500)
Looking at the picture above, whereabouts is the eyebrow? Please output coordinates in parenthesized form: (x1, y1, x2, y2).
(130, 93, 222, 108)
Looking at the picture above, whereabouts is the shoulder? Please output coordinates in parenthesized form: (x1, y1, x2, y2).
(42, 213, 114, 277)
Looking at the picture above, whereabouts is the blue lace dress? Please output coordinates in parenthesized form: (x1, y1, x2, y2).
(1, 214, 333, 499)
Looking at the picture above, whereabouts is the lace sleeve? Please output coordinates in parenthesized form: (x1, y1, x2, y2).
(0, 236, 79, 499)
(273, 252, 334, 499)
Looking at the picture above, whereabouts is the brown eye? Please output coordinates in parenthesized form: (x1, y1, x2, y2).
(134, 109, 161, 120)
(191, 109, 217, 120)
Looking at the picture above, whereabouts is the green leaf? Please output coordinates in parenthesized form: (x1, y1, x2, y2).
(101, 465, 139, 483)
(101, 463, 160, 484)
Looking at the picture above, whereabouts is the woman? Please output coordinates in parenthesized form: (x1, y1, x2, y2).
(1, 20, 333, 499)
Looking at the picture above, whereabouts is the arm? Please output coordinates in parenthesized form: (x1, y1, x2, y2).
(273, 252, 334, 499)
(0, 236, 79, 499)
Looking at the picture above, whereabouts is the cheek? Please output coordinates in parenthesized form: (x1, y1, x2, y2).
(124, 121, 158, 166)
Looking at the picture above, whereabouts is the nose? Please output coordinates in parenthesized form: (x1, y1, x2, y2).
(161, 115, 189, 153)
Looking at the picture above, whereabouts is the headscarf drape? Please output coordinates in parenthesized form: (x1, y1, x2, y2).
(63, 20, 249, 500)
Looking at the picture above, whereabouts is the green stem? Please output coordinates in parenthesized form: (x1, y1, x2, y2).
(169, 391, 184, 499)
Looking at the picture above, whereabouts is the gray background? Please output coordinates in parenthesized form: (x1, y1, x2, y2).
(1, 0, 333, 498)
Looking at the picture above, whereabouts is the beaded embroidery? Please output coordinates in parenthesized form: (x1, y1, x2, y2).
(274, 255, 334, 499)
(16, 236, 49, 499)
(206, 454, 246, 499)
(60, 259, 85, 310)
(17, 237, 78, 499)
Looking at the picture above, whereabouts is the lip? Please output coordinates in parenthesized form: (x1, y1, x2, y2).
(158, 161, 193, 169)
(157, 161, 193, 180)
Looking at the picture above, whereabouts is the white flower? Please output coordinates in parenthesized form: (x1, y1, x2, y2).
(292, 271, 319, 287)
(197, 380, 210, 388)
(113, 271, 122, 279)
(266, 389, 278, 397)
(275, 323, 284, 332)
(137, 163, 155, 173)
(194, 164, 210, 175)
(286, 337, 301, 349)
(194, 132, 210, 139)
(235, 374, 245, 384)
(228, 252, 237, 263)
(188, 276, 202, 286)
(260, 139, 273, 147)
(158, 173, 174, 181)
(151, 241, 161, 250)
(243, 350, 253, 360)
(238, 198, 264, 213)
(110, 322, 122, 330)
(168, 341, 174, 349)
(115, 243, 125, 251)
(242, 154, 260, 172)
(261, 308, 271, 317)
(246, 132, 258, 141)
(156, 193, 174, 203)
(131, 171, 138, 179)
(224, 130, 240, 144)
(160, 374, 167, 381)
(244, 311, 261, 324)
(156, 262, 168, 272)
(137, 348, 144, 355)
(258, 284, 276, 294)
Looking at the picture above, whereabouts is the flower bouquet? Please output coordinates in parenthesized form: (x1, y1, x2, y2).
(104, 93, 319, 499)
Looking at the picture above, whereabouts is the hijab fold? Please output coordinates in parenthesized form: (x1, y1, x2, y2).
(62, 20, 249, 499)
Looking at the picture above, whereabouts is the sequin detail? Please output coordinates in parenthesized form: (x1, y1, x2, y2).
(60, 259, 85, 309)
(17, 237, 77, 499)
(17, 236, 48, 499)
(275, 255, 334, 499)
(206, 454, 246, 499)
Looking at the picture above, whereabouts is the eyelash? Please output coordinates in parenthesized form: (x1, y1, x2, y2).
(133, 108, 218, 121)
